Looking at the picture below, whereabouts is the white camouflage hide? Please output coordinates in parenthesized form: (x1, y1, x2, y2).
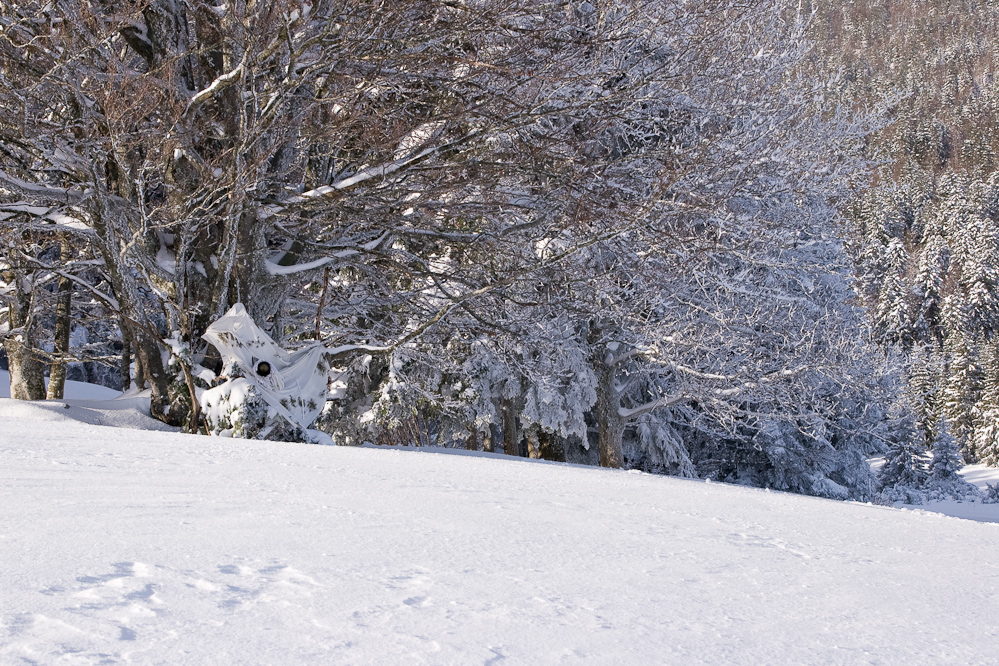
(201, 304, 327, 434)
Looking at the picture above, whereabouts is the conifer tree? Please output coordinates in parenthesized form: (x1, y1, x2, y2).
(878, 438, 927, 491)
(813, 0, 999, 466)
(972, 344, 999, 465)
(924, 415, 981, 500)
(875, 238, 912, 344)
(929, 417, 964, 481)
(941, 328, 982, 461)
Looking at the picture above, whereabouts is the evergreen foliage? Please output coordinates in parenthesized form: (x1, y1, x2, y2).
(811, 0, 999, 465)
(924, 416, 980, 500)
(878, 409, 927, 493)
(929, 418, 964, 480)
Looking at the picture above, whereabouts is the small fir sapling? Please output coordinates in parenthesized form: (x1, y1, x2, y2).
(925, 417, 981, 500)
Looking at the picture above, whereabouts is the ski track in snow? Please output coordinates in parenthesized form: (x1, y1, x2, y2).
(2, 415, 999, 664)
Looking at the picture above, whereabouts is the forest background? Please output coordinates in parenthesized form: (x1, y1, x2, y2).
(0, 0, 993, 504)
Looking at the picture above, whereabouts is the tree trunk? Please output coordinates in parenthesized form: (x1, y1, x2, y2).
(597, 414, 625, 468)
(46, 237, 73, 400)
(595, 364, 624, 468)
(119, 317, 132, 391)
(5, 337, 45, 400)
(4, 271, 45, 401)
(526, 427, 541, 459)
(89, 204, 178, 425)
(502, 398, 521, 456)
(538, 429, 565, 462)
(133, 331, 176, 423)
(132, 335, 144, 389)
(482, 426, 495, 453)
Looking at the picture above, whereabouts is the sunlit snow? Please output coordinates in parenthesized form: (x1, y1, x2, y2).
(2, 378, 999, 663)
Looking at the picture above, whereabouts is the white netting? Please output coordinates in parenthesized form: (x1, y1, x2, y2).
(201, 304, 328, 433)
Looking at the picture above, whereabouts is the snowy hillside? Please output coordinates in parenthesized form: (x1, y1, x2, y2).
(3, 413, 999, 664)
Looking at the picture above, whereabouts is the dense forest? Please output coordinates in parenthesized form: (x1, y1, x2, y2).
(0, 0, 993, 503)
(809, 0, 999, 499)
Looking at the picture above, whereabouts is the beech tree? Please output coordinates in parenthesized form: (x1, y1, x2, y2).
(1, 0, 892, 498)
(7, 0, 839, 423)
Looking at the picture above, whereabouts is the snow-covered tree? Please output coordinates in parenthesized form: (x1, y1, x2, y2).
(815, 0, 999, 467)
(0, 0, 895, 503)
(929, 417, 964, 480)
(972, 343, 999, 465)
(878, 437, 928, 496)
(876, 393, 927, 502)
(923, 416, 980, 500)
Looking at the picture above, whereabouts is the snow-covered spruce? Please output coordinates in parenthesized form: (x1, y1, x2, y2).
(924, 417, 981, 501)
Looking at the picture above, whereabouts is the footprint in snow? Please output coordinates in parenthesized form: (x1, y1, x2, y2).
(0, 561, 165, 664)
(0, 559, 329, 664)
(215, 560, 324, 611)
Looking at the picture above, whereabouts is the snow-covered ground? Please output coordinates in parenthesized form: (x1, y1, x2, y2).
(910, 464, 999, 523)
(0, 369, 121, 401)
(0, 370, 175, 432)
(3, 395, 999, 664)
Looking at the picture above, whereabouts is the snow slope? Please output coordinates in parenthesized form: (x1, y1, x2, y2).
(2, 417, 999, 665)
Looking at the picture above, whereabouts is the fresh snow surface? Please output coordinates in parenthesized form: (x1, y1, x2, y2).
(3, 416, 999, 664)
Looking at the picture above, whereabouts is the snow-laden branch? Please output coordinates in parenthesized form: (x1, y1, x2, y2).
(0, 169, 85, 203)
(672, 363, 739, 381)
(265, 253, 353, 276)
(298, 147, 437, 198)
(618, 394, 687, 420)
(183, 53, 248, 117)
(17, 253, 120, 311)
(264, 232, 389, 275)
(324, 342, 390, 357)
(0, 202, 94, 234)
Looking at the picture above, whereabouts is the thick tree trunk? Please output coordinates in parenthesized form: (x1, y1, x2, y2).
(5, 337, 45, 400)
(46, 237, 73, 400)
(4, 274, 45, 401)
(538, 429, 565, 462)
(95, 253, 174, 422)
(133, 331, 176, 423)
(595, 364, 625, 468)
(482, 426, 495, 453)
(502, 398, 521, 456)
(119, 317, 132, 391)
(597, 414, 625, 468)
(89, 200, 179, 425)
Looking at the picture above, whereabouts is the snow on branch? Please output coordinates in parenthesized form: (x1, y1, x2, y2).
(0, 169, 84, 203)
(324, 342, 390, 357)
(17, 254, 120, 311)
(618, 394, 687, 420)
(298, 147, 438, 198)
(265, 254, 350, 276)
(0, 202, 93, 233)
(183, 53, 248, 117)
(672, 363, 739, 382)
(264, 232, 389, 275)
